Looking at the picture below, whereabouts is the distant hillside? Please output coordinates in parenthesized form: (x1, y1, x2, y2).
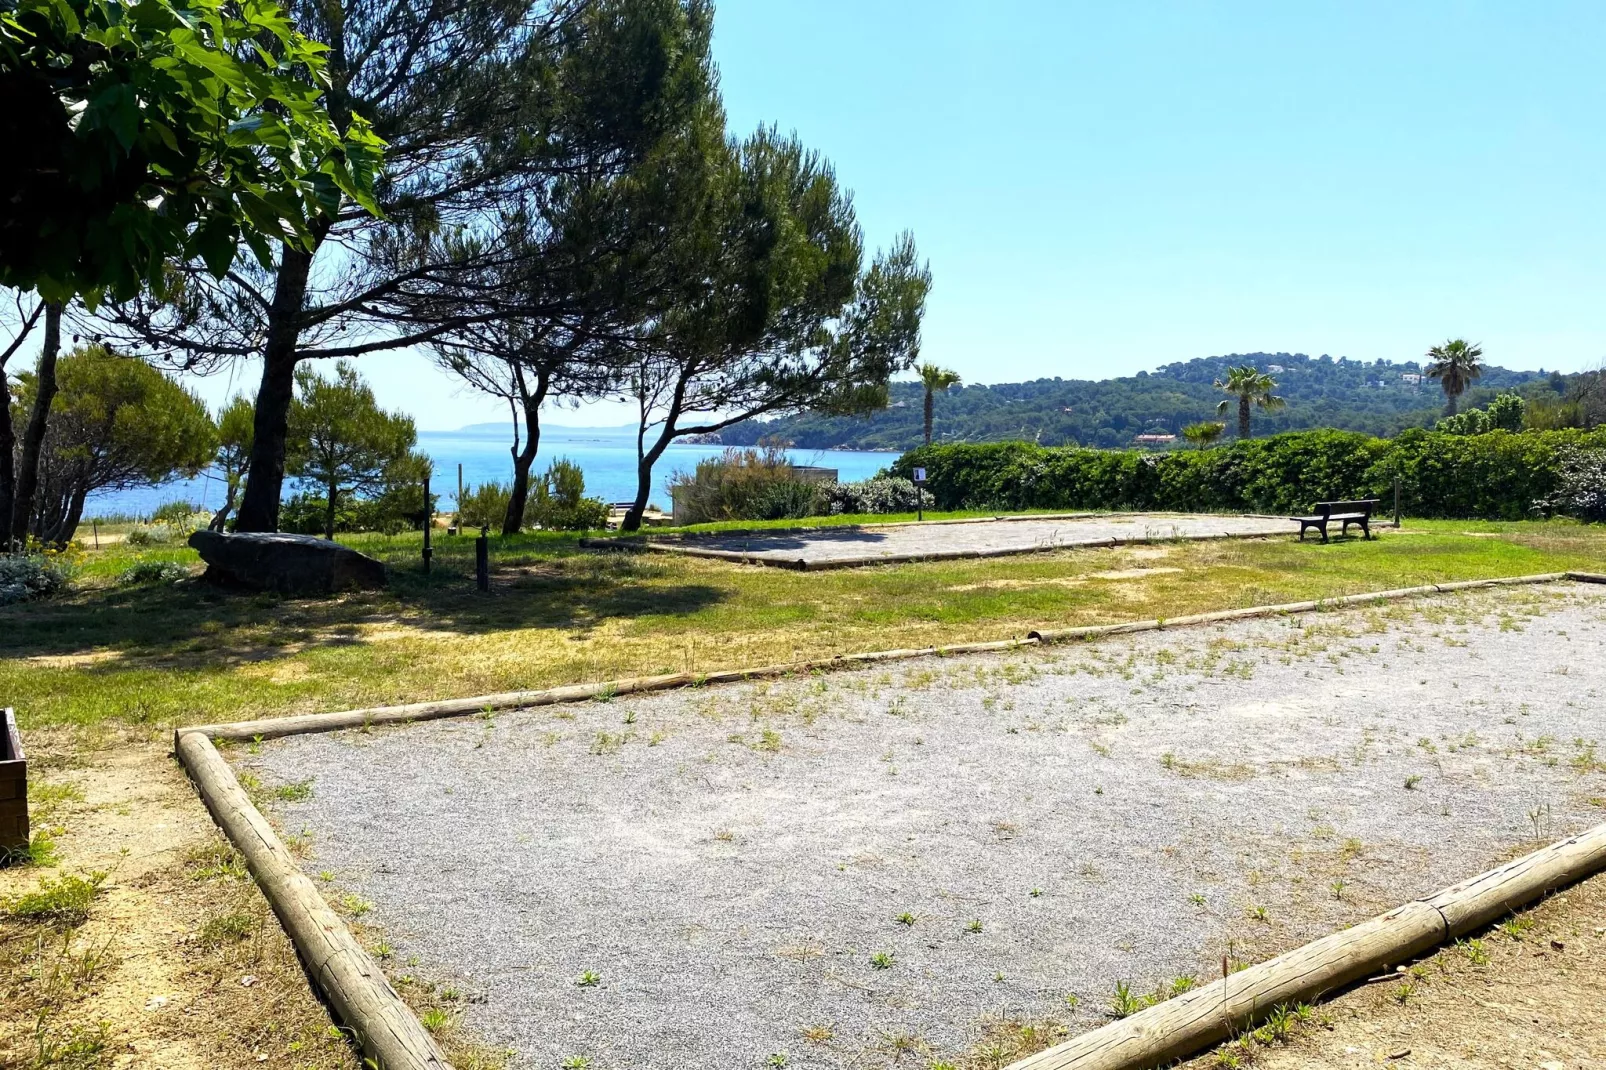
(717, 352, 1557, 451)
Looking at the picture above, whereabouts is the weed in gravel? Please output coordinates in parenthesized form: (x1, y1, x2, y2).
(1330, 879, 1347, 901)
(27, 1015, 110, 1069)
(561, 1058, 592, 1069)
(1458, 938, 1490, 965)
(575, 970, 601, 986)
(869, 951, 894, 969)
(1110, 980, 1148, 1018)
(965, 919, 984, 934)
(800, 1024, 833, 1043)
(1189, 893, 1207, 906)
(1497, 916, 1535, 941)
(766, 1054, 789, 1068)
(1403, 774, 1422, 791)
(895, 912, 916, 926)
(420, 1007, 451, 1033)
(273, 778, 314, 802)
(1392, 981, 1416, 1004)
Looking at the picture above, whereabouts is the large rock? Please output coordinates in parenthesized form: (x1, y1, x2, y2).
(189, 530, 387, 595)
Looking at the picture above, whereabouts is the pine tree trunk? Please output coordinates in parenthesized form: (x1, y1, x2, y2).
(502, 374, 549, 535)
(236, 246, 315, 533)
(10, 302, 62, 544)
(623, 429, 674, 533)
(324, 475, 338, 540)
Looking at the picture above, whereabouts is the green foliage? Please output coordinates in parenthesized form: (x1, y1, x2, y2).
(668, 446, 824, 524)
(149, 500, 202, 525)
(820, 476, 920, 515)
(1437, 393, 1526, 435)
(455, 482, 513, 531)
(895, 427, 1606, 520)
(117, 559, 188, 585)
(1182, 421, 1226, 448)
(1215, 365, 1286, 438)
(719, 352, 1551, 451)
(286, 362, 419, 539)
(0, 551, 75, 605)
(1425, 338, 1485, 415)
(0, 0, 382, 303)
(3, 872, 105, 925)
(1534, 447, 1606, 523)
(528, 459, 609, 532)
(16, 346, 216, 543)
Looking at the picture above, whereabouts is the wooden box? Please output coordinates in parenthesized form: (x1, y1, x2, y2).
(0, 708, 26, 855)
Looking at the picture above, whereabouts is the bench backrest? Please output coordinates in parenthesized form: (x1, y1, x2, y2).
(1313, 499, 1379, 518)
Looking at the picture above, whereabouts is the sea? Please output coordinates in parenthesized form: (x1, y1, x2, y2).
(84, 425, 897, 519)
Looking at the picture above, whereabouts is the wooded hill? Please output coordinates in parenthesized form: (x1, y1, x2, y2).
(716, 352, 1556, 451)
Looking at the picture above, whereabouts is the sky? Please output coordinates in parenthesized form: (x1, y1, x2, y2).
(197, 1, 1606, 430)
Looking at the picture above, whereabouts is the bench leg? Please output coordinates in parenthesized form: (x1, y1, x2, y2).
(1320, 523, 1329, 545)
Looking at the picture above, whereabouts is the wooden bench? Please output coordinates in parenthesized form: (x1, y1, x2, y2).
(1292, 499, 1380, 543)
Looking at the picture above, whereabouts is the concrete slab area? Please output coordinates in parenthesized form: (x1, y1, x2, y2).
(245, 583, 1606, 1070)
(616, 512, 1298, 569)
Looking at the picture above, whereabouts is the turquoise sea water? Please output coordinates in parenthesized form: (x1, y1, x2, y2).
(84, 426, 896, 519)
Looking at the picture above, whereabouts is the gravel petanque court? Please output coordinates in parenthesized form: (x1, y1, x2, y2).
(246, 583, 1606, 1070)
(633, 512, 1294, 567)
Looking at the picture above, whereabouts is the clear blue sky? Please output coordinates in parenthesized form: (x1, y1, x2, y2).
(210, 1, 1606, 428)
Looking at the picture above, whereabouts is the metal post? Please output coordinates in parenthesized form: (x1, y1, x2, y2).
(475, 526, 489, 592)
(422, 474, 433, 573)
(1393, 472, 1402, 528)
(92, 519, 99, 550)
(457, 463, 464, 524)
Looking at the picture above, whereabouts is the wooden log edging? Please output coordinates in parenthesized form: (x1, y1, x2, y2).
(175, 732, 450, 1070)
(178, 571, 1605, 744)
(1007, 821, 1606, 1070)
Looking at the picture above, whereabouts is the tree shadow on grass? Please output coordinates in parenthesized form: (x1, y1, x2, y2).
(1, 543, 725, 667)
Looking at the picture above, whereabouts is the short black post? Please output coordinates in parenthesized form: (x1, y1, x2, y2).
(475, 526, 489, 592)
(421, 474, 433, 573)
(1393, 472, 1401, 527)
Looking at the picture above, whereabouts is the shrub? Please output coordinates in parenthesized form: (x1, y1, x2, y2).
(119, 560, 190, 585)
(150, 500, 206, 527)
(0, 552, 75, 606)
(528, 459, 610, 531)
(1534, 447, 1606, 522)
(669, 446, 824, 523)
(892, 427, 1606, 520)
(821, 476, 919, 515)
(455, 481, 512, 531)
(123, 525, 174, 547)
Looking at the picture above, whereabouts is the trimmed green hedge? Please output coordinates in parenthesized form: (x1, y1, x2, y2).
(891, 428, 1606, 520)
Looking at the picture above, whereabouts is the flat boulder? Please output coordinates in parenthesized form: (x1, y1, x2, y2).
(189, 530, 387, 595)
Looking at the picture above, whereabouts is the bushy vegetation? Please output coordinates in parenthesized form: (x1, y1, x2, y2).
(669, 447, 824, 524)
(0, 551, 75, 606)
(893, 427, 1606, 521)
(1534, 448, 1606, 523)
(820, 476, 921, 515)
(527, 459, 609, 532)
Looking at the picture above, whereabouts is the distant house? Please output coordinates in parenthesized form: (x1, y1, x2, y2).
(1400, 373, 1424, 385)
(1133, 433, 1176, 445)
(1266, 364, 1286, 374)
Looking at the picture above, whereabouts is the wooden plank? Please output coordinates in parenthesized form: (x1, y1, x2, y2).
(176, 732, 450, 1070)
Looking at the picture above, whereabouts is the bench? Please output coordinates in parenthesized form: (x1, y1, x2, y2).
(1292, 499, 1380, 544)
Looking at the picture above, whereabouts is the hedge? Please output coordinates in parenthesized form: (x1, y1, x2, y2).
(890, 428, 1606, 520)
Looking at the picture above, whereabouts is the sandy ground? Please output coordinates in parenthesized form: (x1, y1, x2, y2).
(0, 728, 358, 1070)
(245, 583, 1606, 1070)
(646, 512, 1296, 566)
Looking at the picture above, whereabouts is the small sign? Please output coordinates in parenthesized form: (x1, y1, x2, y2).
(913, 467, 927, 483)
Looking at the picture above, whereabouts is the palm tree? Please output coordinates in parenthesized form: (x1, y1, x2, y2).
(1214, 366, 1286, 439)
(1181, 421, 1226, 449)
(917, 363, 962, 445)
(1424, 339, 1484, 416)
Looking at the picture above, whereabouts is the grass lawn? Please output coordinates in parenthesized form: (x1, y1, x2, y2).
(4, 518, 1604, 732)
